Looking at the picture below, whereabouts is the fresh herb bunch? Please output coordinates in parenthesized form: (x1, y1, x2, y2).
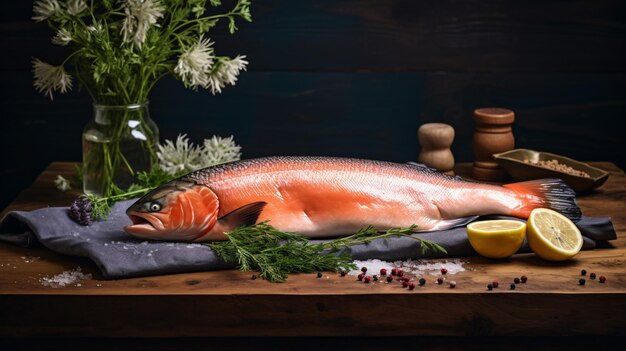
(32, 0, 253, 102)
(35, 0, 253, 199)
(208, 222, 448, 282)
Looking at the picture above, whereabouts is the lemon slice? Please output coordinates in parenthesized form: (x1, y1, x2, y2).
(466, 220, 526, 259)
(527, 208, 583, 261)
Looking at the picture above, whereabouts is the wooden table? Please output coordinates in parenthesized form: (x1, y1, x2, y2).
(1, 162, 625, 341)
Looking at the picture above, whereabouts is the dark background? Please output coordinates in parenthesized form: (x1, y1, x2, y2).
(1, 0, 625, 210)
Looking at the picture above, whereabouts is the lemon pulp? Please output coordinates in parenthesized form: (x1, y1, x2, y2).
(466, 220, 526, 259)
(527, 208, 583, 261)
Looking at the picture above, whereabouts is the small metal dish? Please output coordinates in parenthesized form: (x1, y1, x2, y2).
(493, 149, 609, 193)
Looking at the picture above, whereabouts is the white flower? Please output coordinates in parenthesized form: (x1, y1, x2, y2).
(207, 55, 248, 95)
(66, 0, 87, 16)
(157, 134, 243, 176)
(157, 134, 203, 176)
(32, 59, 73, 100)
(32, 0, 61, 22)
(51, 28, 72, 46)
(174, 36, 215, 89)
(121, 0, 165, 48)
(54, 175, 71, 191)
(199, 135, 242, 166)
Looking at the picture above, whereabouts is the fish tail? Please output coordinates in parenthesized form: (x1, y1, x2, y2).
(503, 178, 581, 221)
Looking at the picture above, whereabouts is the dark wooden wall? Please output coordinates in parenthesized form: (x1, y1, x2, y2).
(1, 0, 625, 209)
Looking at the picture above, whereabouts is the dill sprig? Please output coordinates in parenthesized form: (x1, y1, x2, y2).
(208, 221, 448, 283)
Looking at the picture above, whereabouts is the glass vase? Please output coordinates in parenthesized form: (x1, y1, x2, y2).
(82, 102, 159, 196)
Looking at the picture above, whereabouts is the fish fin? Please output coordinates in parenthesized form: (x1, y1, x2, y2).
(218, 201, 267, 230)
(503, 178, 581, 221)
(431, 216, 479, 231)
(406, 162, 437, 172)
(406, 162, 465, 180)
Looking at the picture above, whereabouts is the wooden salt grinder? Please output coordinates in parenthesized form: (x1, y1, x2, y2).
(472, 107, 515, 181)
(417, 123, 456, 176)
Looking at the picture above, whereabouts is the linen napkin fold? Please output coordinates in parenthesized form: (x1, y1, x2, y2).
(0, 199, 616, 279)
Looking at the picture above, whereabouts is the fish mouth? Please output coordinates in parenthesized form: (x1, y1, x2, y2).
(124, 211, 165, 235)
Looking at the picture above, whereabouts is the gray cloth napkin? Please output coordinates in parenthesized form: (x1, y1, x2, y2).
(0, 199, 616, 279)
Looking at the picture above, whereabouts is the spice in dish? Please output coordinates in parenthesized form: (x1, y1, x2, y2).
(523, 159, 591, 178)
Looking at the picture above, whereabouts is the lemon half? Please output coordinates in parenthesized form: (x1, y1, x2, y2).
(527, 208, 583, 261)
(466, 220, 526, 259)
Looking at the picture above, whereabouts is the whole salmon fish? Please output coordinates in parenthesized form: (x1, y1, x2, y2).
(124, 156, 580, 241)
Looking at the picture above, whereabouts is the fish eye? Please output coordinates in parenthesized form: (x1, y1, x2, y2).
(149, 202, 161, 212)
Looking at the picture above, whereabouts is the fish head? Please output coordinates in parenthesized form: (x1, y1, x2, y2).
(124, 179, 221, 241)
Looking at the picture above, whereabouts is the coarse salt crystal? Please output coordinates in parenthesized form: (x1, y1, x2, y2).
(40, 267, 92, 288)
(348, 258, 467, 277)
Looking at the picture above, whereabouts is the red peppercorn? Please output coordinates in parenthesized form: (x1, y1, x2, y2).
(599, 276, 606, 283)
(397, 270, 404, 277)
(492, 280, 499, 288)
(403, 277, 410, 283)
(380, 268, 387, 276)
(340, 270, 347, 277)
(386, 276, 393, 283)
(441, 268, 448, 275)
(361, 267, 367, 273)
(408, 283, 415, 290)
(357, 273, 364, 281)
(436, 277, 444, 284)
(364, 276, 371, 283)
(391, 268, 398, 276)
(521, 275, 528, 283)
(402, 281, 409, 288)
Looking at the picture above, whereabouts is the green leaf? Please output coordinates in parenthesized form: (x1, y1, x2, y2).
(206, 222, 447, 283)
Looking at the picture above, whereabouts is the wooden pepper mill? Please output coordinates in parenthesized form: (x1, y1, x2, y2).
(472, 107, 515, 181)
(417, 123, 456, 176)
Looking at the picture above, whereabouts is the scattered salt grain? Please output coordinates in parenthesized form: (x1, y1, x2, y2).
(349, 258, 467, 277)
(21, 256, 40, 263)
(40, 267, 92, 288)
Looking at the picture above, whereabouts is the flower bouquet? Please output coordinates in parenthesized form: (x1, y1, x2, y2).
(32, 0, 252, 196)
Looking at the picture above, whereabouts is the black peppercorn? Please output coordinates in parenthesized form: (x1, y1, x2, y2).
(251, 275, 257, 280)
(514, 277, 520, 284)
(590, 273, 596, 280)
(579, 278, 586, 285)
(317, 272, 323, 278)
(487, 284, 493, 291)
(581, 269, 587, 276)
(418, 278, 426, 286)
(510, 283, 516, 290)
